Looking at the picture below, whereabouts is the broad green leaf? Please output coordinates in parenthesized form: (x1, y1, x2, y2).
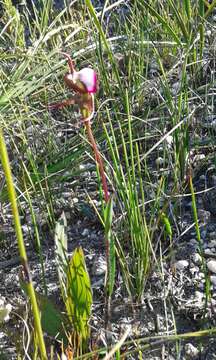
(37, 294, 67, 342)
(66, 247, 92, 341)
(0, 349, 9, 360)
(55, 212, 68, 302)
(19, 272, 66, 341)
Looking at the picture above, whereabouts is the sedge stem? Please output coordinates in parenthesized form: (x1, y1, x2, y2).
(0, 128, 47, 360)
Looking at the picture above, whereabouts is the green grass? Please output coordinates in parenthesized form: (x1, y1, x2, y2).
(0, 0, 216, 358)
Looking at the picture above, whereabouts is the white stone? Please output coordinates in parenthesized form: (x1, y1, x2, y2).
(193, 154, 205, 162)
(0, 298, 12, 323)
(210, 275, 216, 287)
(199, 175, 206, 181)
(197, 282, 204, 291)
(155, 157, 164, 166)
(175, 260, 189, 271)
(208, 240, 216, 248)
(204, 248, 213, 256)
(191, 253, 202, 265)
(209, 232, 216, 239)
(189, 238, 198, 245)
(194, 291, 204, 301)
(197, 272, 205, 280)
(81, 228, 89, 236)
(190, 267, 199, 275)
(185, 342, 199, 358)
(207, 260, 216, 273)
(92, 256, 107, 276)
(165, 135, 173, 148)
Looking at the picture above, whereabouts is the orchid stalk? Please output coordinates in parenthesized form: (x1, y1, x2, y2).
(49, 55, 112, 327)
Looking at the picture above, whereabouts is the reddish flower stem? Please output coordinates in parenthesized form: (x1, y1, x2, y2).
(84, 119, 109, 203)
(84, 118, 111, 330)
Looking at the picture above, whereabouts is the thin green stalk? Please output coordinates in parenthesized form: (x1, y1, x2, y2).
(0, 128, 47, 360)
(24, 179, 47, 296)
(189, 174, 201, 242)
(198, 0, 204, 59)
(189, 174, 211, 305)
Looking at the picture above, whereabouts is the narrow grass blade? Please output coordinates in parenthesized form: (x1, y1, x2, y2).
(104, 197, 115, 297)
(55, 212, 68, 302)
(138, 0, 182, 46)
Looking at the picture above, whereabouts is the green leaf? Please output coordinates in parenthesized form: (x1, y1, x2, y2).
(161, 212, 172, 239)
(19, 273, 67, 342)
(37, 294, 67, 342)
(104, 196, 113, 236)
(66, 247, 92, 341)
(55, 212, 68, 302)
(104, 197, 115, 296)
(108, 234, 116, 296)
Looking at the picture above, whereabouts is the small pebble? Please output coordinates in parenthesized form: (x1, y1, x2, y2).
(197, 282, 204, 291)
(165, 135, 173, 148)
(191, 253, 202, 265)
(210, 276, 216, 287)
(208, 240, 216, 248)
(175, 260, 189, 271)
(209, 232, 216, 240)
(197, 272, 205, 280)
(189, 238, 198, 246)
(91, 278, 104, 289)
(147, 321, 155, 331)
(194, 291, 204, 301)
(22, 224, 30, 233)
(189, 266, 199, 276)
(204, 248, 214, 256)
(207, 260, 216, 273)
(81, 228, 89, 237)
(199, 175, 206, 181)
(185, 342, 199, 358)
(155, 157, 164, 166)
(172, 81, 180, 95)
(92, 256, 107, 276)
(198, 210, 211, 223)
(193, 154, 205, 162)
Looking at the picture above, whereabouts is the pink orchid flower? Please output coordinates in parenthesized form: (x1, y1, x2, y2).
(61, 52, 97, 94)
(65, 68, 97, 94)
